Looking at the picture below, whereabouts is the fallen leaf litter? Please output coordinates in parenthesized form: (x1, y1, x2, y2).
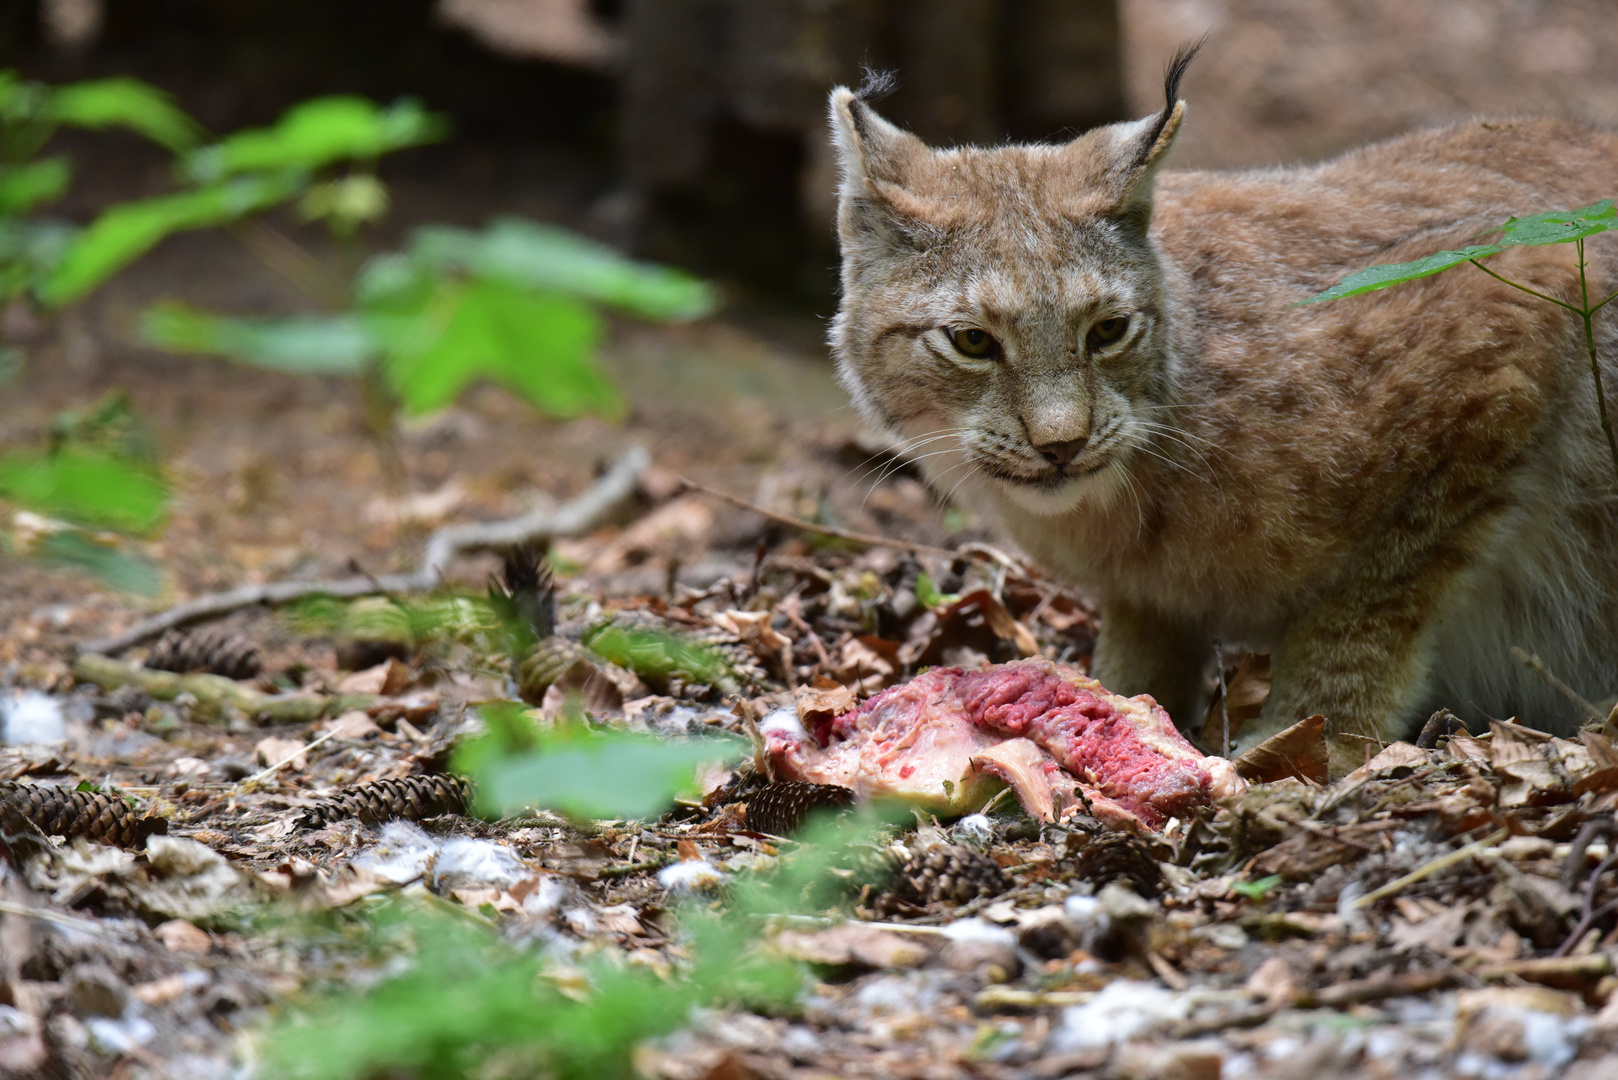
(5, 493, 1618, 1078)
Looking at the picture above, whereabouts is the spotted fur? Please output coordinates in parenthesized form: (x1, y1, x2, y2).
(829, 62, 1618, 773)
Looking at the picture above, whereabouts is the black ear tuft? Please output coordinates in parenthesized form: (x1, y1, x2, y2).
(855, 67, 899, 103)
(1163, 37, 1204, 107)
(1132, 38, 1203, 171)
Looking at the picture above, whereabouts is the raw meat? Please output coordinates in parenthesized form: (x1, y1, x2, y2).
(764, 659, 1244, 832)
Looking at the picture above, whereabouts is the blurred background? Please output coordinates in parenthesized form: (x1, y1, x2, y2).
(3, 0, 1618, 653)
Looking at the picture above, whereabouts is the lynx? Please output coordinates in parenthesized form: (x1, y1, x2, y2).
(828, 49, 1618, 772)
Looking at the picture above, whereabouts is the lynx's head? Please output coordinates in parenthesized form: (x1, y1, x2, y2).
(829, 48, 1197, 517)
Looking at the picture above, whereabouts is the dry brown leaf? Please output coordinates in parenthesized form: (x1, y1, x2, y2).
(1446, 732, 1493, 765)
(324, 710, 383, 740)
(964, 590, 1040, 657)
(1231, 714, 1327, 785)
(795, 677, 856, 730)
(337, 658, 412, 696)
(903, 589, 1037, 668)
(1579, 728, 1618, 769)
(1337, 741, 1432, 788)
(772, 924, 931, 969)
(1200, 653, 1271, 748)
(1244, 954, 1302, 1008)
(1387, 902, 1475, 954)
(153, 919, 211, 954)
(831, 635, 900, 693)
(711, 610, 790, 664)
(1249, 821, 1389, 878)
(254, 736, 308, 772)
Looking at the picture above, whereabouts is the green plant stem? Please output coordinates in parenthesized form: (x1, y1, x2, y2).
(1466, 258, 1583, 314)
(1576, 239, 1618, 483)
(231, 221, 349, 309)
(1468, 250, 1618, 483)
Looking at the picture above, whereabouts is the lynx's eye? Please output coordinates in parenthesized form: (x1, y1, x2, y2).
(949, 327, 999, 359)
(1088, 316, 1129, 349)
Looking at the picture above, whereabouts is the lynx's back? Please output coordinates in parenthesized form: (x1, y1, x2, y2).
(829, 59, 1618, 768)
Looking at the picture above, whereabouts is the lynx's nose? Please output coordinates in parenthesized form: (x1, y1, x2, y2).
(1035, 438, 1087, 467)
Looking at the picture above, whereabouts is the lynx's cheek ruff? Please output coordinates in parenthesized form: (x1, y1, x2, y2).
(829, 45, 1618, 773)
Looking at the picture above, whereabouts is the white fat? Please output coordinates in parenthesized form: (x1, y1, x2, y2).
(759, 708, 807, 743)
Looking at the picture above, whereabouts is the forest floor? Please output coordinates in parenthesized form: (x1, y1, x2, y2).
(4, 98, 1618, 1074)
(7, 269, 1618, 1077)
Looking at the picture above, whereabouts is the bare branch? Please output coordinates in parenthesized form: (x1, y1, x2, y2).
(78, 446, 650, 656)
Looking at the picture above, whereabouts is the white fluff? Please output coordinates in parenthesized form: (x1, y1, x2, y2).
(1, 690, 66, 744)
(1050, 979, 1193, 1051)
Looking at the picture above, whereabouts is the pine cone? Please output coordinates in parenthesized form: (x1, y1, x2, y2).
(744, 781, 854, 836)
(295, 775, 472, 828)
(877, 842, 1010, 912)
(1069, 832, 1164, 898)
(0, 782, 168, 848)
(146, 625, 262, 680)
(517, 637, 603, 704)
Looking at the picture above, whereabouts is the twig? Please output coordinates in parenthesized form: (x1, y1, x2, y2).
(677, 475, 960, 560)
(71, 653, 368, 724)
(1510, 646, 1606, 727)
(79, 447, 650, 656)
(1351, 828, 1508, 910)
(0, 898, 115, 937)
(1555, 847, 1618, 958)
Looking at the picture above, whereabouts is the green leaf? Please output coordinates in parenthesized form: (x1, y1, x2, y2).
(410, 218, 717, 321)
(1300, 243, 1505, 304)
(34, 530, 162, 595)
(0, 71, 44, 124)
(183, 96, 447, 183)
(914, 570, 958, 610)
(1230, 873, 1283, 900)
(0, 157, 70, 215)
(39, 173, 300, 305)
(0, 217, 76, 301)
(1303, 201, 1618, 306)
(469, 723, 745, 821)
(44, 77, 205, 152)
(1496, 200, 1617, 247)
(259, 903, 800, 1080)
(373, 277, 618, 417)
(0, 449, 167, 534)
(141, 303, 374, 374)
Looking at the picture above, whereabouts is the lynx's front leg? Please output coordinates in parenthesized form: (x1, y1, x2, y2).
(1090, 602, 1209, 731)
(1242, 577, 1439, 776)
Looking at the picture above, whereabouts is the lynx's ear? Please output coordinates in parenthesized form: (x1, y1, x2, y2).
(1062, 40, 1199, 228)
(829, 77, 935, 248)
